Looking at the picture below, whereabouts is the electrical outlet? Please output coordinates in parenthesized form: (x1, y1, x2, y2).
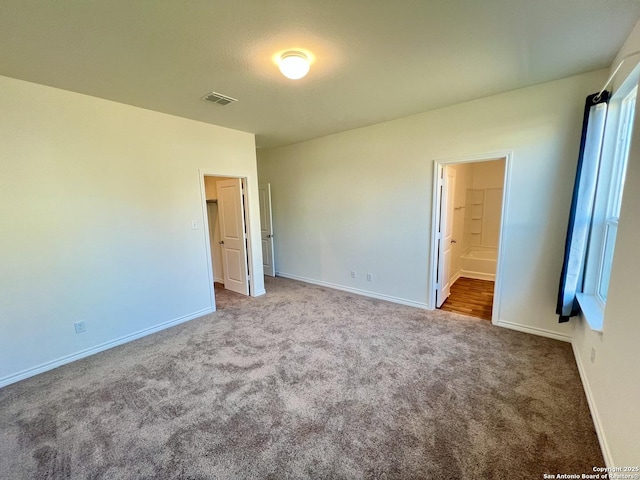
(590, 347, 596, 364)
(350, 270, 357, 279)
(74, 321, 87, 334)
(366, 273, 373, 282)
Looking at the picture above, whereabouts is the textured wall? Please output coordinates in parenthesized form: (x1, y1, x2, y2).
(258, 70, 606, 337)
(0, 76, 261, 385)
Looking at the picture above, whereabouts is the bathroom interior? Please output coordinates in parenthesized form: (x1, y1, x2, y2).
(439, 158, 505, 320)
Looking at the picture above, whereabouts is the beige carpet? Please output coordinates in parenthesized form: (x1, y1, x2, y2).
(0, 276, 603, 479)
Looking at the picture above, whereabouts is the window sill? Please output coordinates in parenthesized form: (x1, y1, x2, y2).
(576, 293, 604, 332)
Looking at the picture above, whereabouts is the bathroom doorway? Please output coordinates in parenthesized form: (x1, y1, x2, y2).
(430, 152, 511, 322)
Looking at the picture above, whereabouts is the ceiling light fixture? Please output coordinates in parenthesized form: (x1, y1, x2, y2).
(278, 51, 310, 80)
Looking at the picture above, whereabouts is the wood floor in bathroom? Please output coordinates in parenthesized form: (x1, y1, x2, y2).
(440, 277, 494, 321)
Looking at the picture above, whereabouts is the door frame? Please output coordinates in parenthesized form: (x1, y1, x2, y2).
(199, 171, 260, 310)
(428, 150, 513, 325)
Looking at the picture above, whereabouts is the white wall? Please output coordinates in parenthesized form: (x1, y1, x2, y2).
(471, 159, 505, 189)
(0, 75, 263, 386)
(258, 69, 607, 337)
(572, 20, 640, 466)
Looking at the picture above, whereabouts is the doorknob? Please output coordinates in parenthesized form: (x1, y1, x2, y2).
(451, 239, 457, 244)
(267, 234, 273, 238)
(219, 241, 224, 245)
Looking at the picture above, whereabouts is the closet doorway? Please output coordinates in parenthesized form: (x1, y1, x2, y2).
(430, 152, 512, 322)
(203, 175, 251, 296)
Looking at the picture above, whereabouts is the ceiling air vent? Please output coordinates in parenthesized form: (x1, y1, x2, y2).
(201, 91, 238, 106)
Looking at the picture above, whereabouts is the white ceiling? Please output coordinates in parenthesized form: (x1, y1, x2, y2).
(1, 1, 639, 148)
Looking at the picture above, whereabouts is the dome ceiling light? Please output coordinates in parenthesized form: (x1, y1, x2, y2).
(278, 51, 310, 80)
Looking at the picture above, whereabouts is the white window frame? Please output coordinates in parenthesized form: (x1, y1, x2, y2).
(578, 83, 637, 331)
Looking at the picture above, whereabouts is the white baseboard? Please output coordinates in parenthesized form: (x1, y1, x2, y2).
(451, 271, 462, 285)
(571, 341, 612, 467)
(496, 319, 572, 343)
(276, 272, 429, 310)
(0, 307, 214, 388)
(461, 270, 496, 281)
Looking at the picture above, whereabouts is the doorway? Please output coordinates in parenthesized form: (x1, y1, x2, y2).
(430, 152, 512, 323)
(202, 174, 253, 299)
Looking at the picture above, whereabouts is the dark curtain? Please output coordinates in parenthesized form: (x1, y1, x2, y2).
(557, 91, 610, 322)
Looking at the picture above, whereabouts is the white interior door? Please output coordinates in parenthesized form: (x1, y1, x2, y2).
(436, 166, 456, 307)
(258, 183, 275, 277)
(217, 178, 249, 296)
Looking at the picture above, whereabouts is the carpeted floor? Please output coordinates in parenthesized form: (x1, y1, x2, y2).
(0, 276, 603, 479)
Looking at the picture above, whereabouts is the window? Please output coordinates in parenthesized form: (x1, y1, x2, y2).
(578, 85, 637, 330)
